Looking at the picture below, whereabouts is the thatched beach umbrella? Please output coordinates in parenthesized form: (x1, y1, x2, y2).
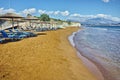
(50, 21, 57, 28)
(0, 18, 10, 21)
(13, 19, 26, 29)
(24, 15, 39, 27)
(0, 18, 24, 26)
(0, 13, 23, 29)
(14, 19, 25, 26)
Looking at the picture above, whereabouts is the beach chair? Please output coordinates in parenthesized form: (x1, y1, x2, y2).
(0, 30, 24, 40)
(9, 29, 27, 38)
(0, 38, 4, 43)
(15, 29, 37, 37)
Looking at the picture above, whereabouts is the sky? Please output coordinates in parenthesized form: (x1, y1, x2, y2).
(0, 0, 120, 21)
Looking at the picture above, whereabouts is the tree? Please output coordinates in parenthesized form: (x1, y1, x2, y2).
(27, 14, 32, 17)
(40, 14, 50, 21)
(68, 21, 71, 25)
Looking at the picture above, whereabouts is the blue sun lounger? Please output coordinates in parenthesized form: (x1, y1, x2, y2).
(14, 29, 37, 37)
(0, 38, 4, 43)
(0, 30, 24, 40)
(8, 29, 28, 38)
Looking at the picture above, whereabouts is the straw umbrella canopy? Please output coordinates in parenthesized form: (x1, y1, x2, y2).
(13, 19, 25, 26)
(0, 18, 10, 21)
(0, 18, 25, 26)
(0, 13, 23, 29)
(24, 15, 39, 27)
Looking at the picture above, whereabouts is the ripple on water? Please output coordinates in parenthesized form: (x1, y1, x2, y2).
(74, 26, 120, 80)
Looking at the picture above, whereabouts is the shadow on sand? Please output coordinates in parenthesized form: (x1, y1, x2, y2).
(37, 32, 47, 35)
(0, 39, 21, 44)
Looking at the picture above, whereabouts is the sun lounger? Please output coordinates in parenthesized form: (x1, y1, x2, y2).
(0, 30, 24, 40)
(9, 29, 28, 38)
(15, 29, 37, 37)
(0, 38, 4, 43)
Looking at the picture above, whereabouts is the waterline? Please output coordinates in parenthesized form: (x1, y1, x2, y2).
(68, 31, 104, 80)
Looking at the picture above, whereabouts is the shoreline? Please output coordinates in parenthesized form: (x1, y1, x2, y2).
(69, 28, 118, 80)
(0, 27, 98, 80)
(76, 48, 116, 80)
(68, 31, 104, 80)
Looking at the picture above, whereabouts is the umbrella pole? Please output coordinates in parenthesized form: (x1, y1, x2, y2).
(17, 21, 18, 26)
(30, 20, 31, 27)
(17, 21, 20, 29)
(12, 18, 14, 29)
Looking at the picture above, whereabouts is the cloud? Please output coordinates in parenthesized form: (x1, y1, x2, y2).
(47, 11, 54, 15)
(0, 8, 16, 14)
(69, 13, 120, 22)
(95, 14, 120, 22)
(38, 10, 55, 15)
(102, 0, 110, 3)
(70, 13, 97, 18)
(54, 11, 60, 15)
(0, 8, 4, 14)
(60, 11, 69, 16)
(38, 9, 46, 14)
(0, 8, 69, 17)
(1, 8, 119, 22)
(70, 13, 81, 17)
(22, 8, 36, 15)
(38, 9, 69, 16)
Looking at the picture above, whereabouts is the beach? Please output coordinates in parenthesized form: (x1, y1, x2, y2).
(0, 27, 98, 80)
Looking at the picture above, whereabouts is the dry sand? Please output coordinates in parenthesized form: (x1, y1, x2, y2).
(0, 27, 98, 80)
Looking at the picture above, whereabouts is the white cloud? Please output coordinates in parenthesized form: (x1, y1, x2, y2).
(96, 14, 108, 18)
(107, 16, 120, 22)
(22, 8, 36, 15)
(4, 8, 16, 13)
(38, 10, 54, 15)
(0, 8, 70, 17)
(96, 14, 120, 22)
(47, 11, 54, 15)
(1, 8, 119, 22)
(38, 9, 46, 14)
(70, 14, 96, 18)
(70, 13, 81, 17)
(102, 0, 110, 3)
(0, 8, 4, 14)
(0, 8, 16, 14)
(54, 11, 60, 15)
(69, 13, 120, 22)
(60, 11, 69, 16)
(38, 9, 69, 16)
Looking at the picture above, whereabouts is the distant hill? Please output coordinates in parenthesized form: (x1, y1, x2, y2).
(67, 17, 120, 26)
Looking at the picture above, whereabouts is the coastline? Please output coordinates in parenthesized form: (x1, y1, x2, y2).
(0, 27, 97, 80)
(68, 31, 104, 80)
(69, 27, 119, 80)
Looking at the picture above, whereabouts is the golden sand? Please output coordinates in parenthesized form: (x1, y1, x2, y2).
(0, 27, 97, 80)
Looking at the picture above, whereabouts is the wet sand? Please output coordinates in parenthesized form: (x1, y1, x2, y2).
(69, 32, 104, 80)
(0, 27, 98, 80)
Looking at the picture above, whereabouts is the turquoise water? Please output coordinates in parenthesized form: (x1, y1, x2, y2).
(74, 26, 120, 80)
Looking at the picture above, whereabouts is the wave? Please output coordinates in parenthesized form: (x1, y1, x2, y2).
(68, 31, 104, 80)
(70, 26, 120, 80)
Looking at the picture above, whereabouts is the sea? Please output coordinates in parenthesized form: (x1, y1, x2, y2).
(70, 26, 120, 80)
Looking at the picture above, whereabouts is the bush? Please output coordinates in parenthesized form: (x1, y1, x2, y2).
(40, 14, 50, 21)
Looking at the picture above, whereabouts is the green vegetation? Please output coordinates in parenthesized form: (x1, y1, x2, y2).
(27, 14, 73, 25)
(39, 14, 50, 21)
(27, 14, 32, 16)
(67, 21, 71, 25)
(51, 18, 62, 21)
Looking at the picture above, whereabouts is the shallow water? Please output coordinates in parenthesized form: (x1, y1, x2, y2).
(73, 26, 120, 80)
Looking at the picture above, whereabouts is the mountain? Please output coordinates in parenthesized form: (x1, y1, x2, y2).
(67, 17, 120, 26)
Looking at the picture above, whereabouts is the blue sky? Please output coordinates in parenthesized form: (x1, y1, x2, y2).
(0, 0, 120, 21)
